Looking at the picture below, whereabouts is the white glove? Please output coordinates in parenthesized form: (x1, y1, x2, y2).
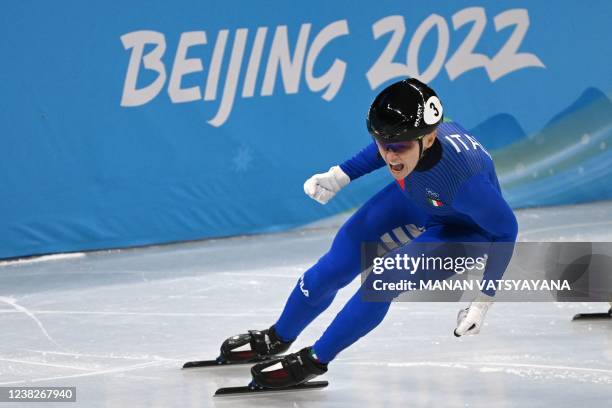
(454, 294, 494, 337)
(303, 166, 350, 205)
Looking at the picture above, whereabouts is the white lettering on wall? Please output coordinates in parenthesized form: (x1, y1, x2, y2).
(261, 24, 311, 96)
(168, 31, 207, 103)
(120, 9, 544, 127)
(120, 31, 167, 107)
(121, 21, 348, 127)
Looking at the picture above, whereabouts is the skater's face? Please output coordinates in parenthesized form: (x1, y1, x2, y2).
(376, 130, 437, 180)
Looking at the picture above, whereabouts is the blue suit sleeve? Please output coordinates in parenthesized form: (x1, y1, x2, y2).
(339, 142, 386, 181)
(453, 173, 518, 296)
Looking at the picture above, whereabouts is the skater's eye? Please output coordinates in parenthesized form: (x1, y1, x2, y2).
(380, 141, 416, 154)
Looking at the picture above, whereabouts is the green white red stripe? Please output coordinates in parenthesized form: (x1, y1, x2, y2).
(428, 197, 443, 207)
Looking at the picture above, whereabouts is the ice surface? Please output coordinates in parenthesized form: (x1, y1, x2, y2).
(0, 201, 611, 407)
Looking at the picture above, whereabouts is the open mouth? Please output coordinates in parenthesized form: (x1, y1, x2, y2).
(389, 162, 405, 173)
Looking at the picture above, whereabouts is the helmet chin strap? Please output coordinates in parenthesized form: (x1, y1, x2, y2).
(417, 137, 424, 160)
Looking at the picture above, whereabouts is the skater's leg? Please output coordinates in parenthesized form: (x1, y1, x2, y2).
(312, 286, 391, 363)
(312, 226, 489, 363)
(274, 182, 427, 342)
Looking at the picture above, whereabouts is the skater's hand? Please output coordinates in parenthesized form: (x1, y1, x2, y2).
(303, 166, 350, 204)
(454, 294, 494, 337)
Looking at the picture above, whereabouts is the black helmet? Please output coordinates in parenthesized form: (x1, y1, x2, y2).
(367, 78, 444, 143)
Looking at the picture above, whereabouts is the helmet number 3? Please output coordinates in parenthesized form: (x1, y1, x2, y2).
(424, 96, 443, 125)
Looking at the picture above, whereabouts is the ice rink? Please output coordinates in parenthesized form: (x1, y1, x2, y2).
(1, 201, 611, 407)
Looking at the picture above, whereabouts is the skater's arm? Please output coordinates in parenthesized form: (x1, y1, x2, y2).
(453, 173, 518, 295)
(339, 142, 386, 181)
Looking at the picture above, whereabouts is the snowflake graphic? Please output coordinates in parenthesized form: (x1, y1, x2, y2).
(232, 145, 252, 172)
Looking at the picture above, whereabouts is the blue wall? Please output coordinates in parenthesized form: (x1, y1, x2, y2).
(1, 1, 611, 258)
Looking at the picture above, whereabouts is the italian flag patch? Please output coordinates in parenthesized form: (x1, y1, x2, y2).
(428, 197, 444, 207)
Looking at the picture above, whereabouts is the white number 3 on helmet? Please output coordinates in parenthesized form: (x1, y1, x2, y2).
(423, 96, 443, 125)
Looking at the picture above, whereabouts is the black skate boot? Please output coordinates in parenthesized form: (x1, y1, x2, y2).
(250, 347, 328, 389)
(219, 325, 292, 363)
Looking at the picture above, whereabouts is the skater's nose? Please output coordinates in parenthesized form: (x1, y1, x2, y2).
(385, 149, 401, 162)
